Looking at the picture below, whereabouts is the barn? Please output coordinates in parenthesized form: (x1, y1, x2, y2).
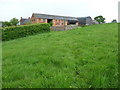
(77, 16, 93, 26)
(20, 13, 78, 26)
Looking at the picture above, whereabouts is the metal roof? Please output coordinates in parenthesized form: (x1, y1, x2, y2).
(33, 13, 78, 21)
(77, 16, 92, 21)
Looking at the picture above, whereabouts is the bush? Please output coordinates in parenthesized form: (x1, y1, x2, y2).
(81, 25, 87, 27)
(49, 21, 53, 26)
(2, 23, 50, 41)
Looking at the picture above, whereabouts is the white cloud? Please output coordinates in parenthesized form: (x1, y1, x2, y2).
(0, 0, 119, 22)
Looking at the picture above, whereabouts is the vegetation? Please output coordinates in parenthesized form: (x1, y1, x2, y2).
(2, 23, 118, 88)
(2, 21, 11, 27)
(24, 21, 32, 25)
(2, 23, 50, 41)
(49, 21, 53, 26)
(94, 16, 105, 24)
(10, 18, 19, 26)
(2, 18, 19, 27)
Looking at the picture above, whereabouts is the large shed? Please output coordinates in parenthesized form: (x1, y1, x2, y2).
(77, 16, 93, 26)
(20, 13, 78, 26)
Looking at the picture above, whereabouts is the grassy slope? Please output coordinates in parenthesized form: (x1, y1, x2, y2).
(2, 23, 118, 88)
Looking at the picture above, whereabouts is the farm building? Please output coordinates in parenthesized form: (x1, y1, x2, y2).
(20, 17, 31, 25)
(20, 13, 78, 26)
(77, 16, 93, 26)
(111, 19, 117, 23)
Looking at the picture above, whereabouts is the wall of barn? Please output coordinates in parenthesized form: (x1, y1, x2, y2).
(30, 16, 37, 24)
(30, 15, 68, 26)
(52, 19, 68, 26)
(86, 18, 93, 25)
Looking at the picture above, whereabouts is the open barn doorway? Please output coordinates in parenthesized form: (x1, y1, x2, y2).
(47, 19, 53, 26)
(47, 19, 53, 23)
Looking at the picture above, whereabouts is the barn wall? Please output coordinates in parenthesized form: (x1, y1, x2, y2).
(52, 19, 68, 26)
(86, 18, 93, 25)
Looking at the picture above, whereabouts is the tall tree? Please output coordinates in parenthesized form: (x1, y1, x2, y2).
(10, 18, 19, 26)
(94, 16, 105, 24)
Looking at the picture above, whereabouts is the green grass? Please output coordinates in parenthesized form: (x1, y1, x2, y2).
(2, 23, 118, 88)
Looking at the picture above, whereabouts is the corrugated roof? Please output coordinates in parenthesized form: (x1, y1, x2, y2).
(77, 16, 92, 20)
(33, 13, 78, 21)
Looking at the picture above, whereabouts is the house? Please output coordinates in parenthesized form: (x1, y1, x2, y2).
(77, 16, 93, 26)
(20, 13, 78, 26)
(20, 17, 31, 25)
(0, 21, 2, 27)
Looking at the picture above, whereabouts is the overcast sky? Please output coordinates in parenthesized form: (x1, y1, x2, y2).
(0, 0, 119, 22)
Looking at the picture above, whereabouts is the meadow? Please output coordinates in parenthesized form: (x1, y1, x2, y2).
(2, 23, 118, 88)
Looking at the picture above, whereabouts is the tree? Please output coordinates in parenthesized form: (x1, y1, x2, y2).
(10, 18, 19, 26)
(2, 21, 11, 27)
(94, 15, 105, 24)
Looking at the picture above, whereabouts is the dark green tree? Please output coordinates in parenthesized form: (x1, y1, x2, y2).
(94, 16, 105, 24)
(2, 21, 11, 27)
(10, 18, 19, 26)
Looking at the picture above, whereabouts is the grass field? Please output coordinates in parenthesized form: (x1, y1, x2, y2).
(2, 23, 118, 88)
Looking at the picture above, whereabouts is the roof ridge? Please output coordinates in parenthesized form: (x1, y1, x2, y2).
(33, 13, 77, 18)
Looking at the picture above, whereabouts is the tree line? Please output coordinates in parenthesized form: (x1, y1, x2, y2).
(1, 15, 117, 27)
(2, 18, 19, 27)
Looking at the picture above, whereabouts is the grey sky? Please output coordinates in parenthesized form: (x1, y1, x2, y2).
(0, 0, 119, 22)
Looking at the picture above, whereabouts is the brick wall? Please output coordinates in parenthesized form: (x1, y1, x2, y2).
(31, 16, 37, 24)
(30, 15, 70, 27)
(52, 19, 68, 26)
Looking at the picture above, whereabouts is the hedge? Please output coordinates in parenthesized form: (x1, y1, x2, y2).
(2, 23, 50, 41)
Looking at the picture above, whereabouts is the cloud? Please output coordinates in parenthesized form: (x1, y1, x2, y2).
(0, 0, 119, 22)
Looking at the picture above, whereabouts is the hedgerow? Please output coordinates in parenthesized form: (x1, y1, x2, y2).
(2, 23, 50, 41)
